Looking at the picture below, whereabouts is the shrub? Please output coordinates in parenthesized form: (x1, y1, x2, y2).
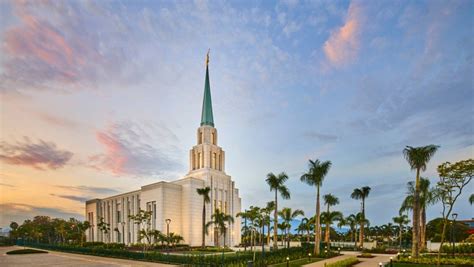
(357, 253, 374, 258)
(7, 249, 48, 255)
(82, 242, 105, 247)
(441, 243, 474, 254)
(326, 257, 359, 267)
(397, 255, 474, 266)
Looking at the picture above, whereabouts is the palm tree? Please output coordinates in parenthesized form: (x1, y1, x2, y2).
(300, 159, 332, 255)
(345, 214, 357, 247)
(264, 201, 275, 246)
(236, 209, 251, 250)
(323, 194, 339, 243)
(320, 211, 343, 248)
(336, 217, 347, 242)
(403, 144, 438, 257)
(297, 217, 312, 242)
(196, 187, 211, 248)
(206, 209, 234, 247)
(354, 212, 369, 248)
(400, 178, 439, 251)
(393, 214, 410, 252)
(279, 207, 304, 248)
(350, 186, 371, 247)
(266, 172, 291, 250)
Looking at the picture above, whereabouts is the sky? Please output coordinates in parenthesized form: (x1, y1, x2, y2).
(0, 0, 473, 229)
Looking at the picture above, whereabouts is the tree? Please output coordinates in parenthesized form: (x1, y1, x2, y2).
(350, 186, 371, 247)
(300, 159, 332, 255)
(436, 159, 473, 264)
(354, 212, 369, 247)
(206, 209, 234, 247)
(236, 210, 252, 250)
(320, 211, 343, 248)
(393, 214, 410, 252)
(279, 207, 304, 248)
(403, 144, 439, 257)
(264, 201, 275, 246)
(266, 172, 290, 250)
(196, 186, 211, 248)
(128, 209, 154, 251)
(345, 214, 357, 247)
(97, 217, 110, 243)
(323, 194, 339, 243)
(297, 217, 312, 242)
(168, 232, 184, 247)
(400, 178, 439, 251)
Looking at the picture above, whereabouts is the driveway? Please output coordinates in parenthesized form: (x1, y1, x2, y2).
(0, 246, 177, 267)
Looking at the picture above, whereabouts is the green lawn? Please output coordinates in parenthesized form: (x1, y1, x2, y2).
(270, 257, 322, 267)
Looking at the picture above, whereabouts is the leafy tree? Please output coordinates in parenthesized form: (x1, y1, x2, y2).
(403, 144, 439, 257)
(266, 172, 290, 250)
(196, 186, 211, 248)
(300, 159, 332, 255)
(297, 217, 312, 242)
(236, 209, 252, 250)
(279, 207, 304, 248)
(97, 217, 110, 243)
(206, 209, 234, 247)
(435, 159, 473, 264)
(426, 218, 469, 242)
(323, 194, 339, 243)
(128, 209, 154, 251)
(350, 186, 371, 247)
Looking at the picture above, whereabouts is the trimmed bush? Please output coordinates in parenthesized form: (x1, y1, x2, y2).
(326, 257, 359, 267)
(7, 249, 48, 255)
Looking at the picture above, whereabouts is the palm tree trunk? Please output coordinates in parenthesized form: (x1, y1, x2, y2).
(399, 224, 403, 252)
(412, 168, 421, 257)
(420, 206, 426, 251)
(267, 221, 271, 245)
(360, 199, 365, 248)
(202, 203, 206, 248)
(273, 190, 278, 250)
(314, 185, 321, 255)
(325, 204, 330, 243)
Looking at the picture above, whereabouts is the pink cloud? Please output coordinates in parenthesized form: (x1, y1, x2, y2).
(323, 1, 364, 67)
(0, 137, 73, 170)
(90, 122, 180, 176)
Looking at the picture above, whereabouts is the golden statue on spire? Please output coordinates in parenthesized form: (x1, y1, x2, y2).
(206, 49, 210, 66)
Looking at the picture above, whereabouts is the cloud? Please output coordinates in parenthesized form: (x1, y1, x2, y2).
(55, 185, 120, 195)
(0, 1, 141, 93)
(0, 203, 82, 227)
(50, 194, 89, 203)
(323, 1, 364, 67)
(303, 131, 339, 142)
(89, 121, 182, 177)
(0, 137, 73, 170)
(36, 112, 78, 128)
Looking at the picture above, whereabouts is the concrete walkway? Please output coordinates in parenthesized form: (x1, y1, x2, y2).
(1, 246, 177, 267)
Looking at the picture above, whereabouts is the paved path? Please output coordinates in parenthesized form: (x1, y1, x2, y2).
(0, 246, 177, 267)
(302, 252, 394, 267)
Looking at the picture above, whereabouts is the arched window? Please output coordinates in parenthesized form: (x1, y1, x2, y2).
(199, 131, 203, 144)
(211, 132, 215, 145)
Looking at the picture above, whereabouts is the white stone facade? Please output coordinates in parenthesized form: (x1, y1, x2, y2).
(85, 73, 241, 247)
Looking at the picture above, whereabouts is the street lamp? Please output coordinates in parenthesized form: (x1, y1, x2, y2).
(308, 253, 311, 262)
(390, 256, 393, 267)
(452, 213, 458, 258)
(165, 219, 171, 247)
(286, 256, 290, 267)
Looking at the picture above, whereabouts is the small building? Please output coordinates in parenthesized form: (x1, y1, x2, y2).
(85, 54, 241, 247)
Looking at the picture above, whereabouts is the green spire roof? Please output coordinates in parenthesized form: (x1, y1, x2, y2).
(200, 61, 214, 127)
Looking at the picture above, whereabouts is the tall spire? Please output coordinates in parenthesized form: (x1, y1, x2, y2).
(201, 49, 214, 127)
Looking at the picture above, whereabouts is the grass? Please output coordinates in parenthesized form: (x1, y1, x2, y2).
(178, 250, 236, 255)
(270, 257, 322, 267)
(6, 248, 48, 255)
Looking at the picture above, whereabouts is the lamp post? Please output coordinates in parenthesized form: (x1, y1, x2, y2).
(452, 213, 458, 258)
(165, 219, 171, 247)
(286, 256, 290, 267)
(308, 253, 311, 262)
(390, 256, 393, 267)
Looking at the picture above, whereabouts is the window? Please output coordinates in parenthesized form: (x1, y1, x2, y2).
(199, 131, 203, 144)
(211, 132, 215, 144)
(212, 153, 216, 169)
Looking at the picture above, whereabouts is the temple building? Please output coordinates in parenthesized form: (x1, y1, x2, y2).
(85, 53, 241, 247)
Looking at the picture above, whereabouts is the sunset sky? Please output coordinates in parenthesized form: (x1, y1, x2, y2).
(0, 0, 473, 229)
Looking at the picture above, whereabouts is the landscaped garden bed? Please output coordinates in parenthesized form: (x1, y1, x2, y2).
(6, 249, 48, 255)
(326, 257, 359, 267)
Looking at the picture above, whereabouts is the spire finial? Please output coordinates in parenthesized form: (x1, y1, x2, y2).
(206, 48, 210, 66)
